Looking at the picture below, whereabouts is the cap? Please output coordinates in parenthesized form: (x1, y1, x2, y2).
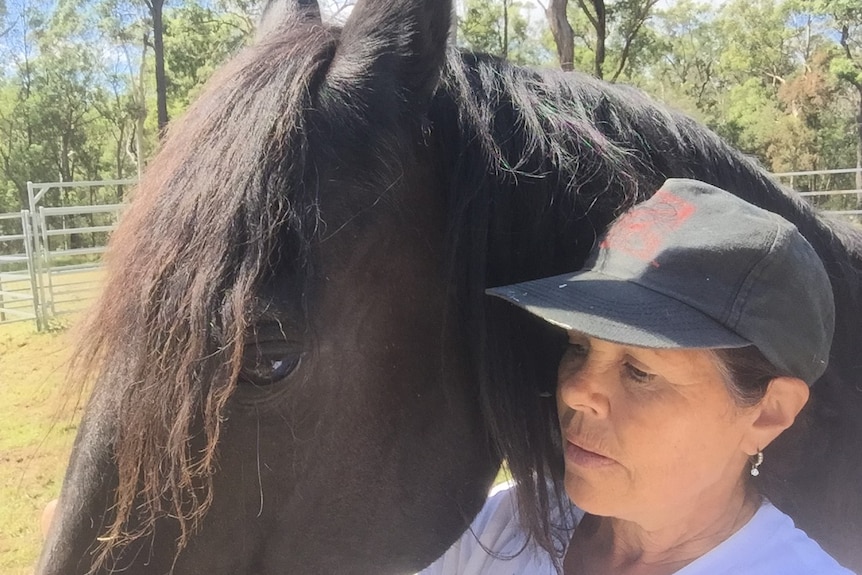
(486, 178, 835, 384)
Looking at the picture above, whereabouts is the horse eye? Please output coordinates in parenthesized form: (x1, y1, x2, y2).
(240, 349, 302, 386)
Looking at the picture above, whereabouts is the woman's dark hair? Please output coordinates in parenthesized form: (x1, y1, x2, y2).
(712, 345, 787, 407)
(712, 345, 812, 507)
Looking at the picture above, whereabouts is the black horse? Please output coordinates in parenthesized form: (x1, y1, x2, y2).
(38, 0, 862, 573)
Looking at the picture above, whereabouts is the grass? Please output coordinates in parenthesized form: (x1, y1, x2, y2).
(0, 322, 81, 575)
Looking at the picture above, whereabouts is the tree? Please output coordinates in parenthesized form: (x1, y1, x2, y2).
(459, 0, 545, 64)
(94, 0, 171, 137)
(145, 0, 168, 134)
(637, 0, 723, 117)
(626, 0, 854, 179)
(545, 0, 575, 70)
(812, 0, 862, 191)
(163, 2, 255, 112)
(543, 0, 659, 79)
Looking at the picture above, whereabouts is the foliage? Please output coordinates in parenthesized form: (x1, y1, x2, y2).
(0, 0, 262, 214)
(0, 0, 858, 214)
(458, 0, 549, 65)
(552, 0, 661, 80)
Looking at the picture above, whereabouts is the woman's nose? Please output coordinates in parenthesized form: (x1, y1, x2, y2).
(557, 351, 611, 418)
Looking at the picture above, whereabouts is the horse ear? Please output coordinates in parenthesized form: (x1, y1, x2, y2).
(329, 0, 453, 111)
(256, 0, 321, 41)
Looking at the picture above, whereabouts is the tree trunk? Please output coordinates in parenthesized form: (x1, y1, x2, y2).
(148, 0, 169, 135)
(116, 126, 126, 202)
(135, 114, 146, 179)
(591, 0, 606, 79)
(60, 133, 71, 182)
(546, 0, 574, 71)
(572, 0, 607, 78)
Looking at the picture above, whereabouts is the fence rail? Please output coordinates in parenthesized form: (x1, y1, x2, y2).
(773, 168, 862, 216)
(0, 211, 38, 324)
(0, 181, 129, 329)
(1, 172, 860, 330)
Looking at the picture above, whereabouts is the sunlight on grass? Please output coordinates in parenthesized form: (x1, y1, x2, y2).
(494, 462, 513, 487)
(0, 322, 81, 574)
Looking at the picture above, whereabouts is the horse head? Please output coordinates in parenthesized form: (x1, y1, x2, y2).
(37, 1, 499, 574)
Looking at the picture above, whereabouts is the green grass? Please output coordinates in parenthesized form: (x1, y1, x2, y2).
(0, 322, 81, 575)
(494, 463, 512, 487)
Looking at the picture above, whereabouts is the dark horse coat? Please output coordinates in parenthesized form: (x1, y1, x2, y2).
(38, 0, 862, 573)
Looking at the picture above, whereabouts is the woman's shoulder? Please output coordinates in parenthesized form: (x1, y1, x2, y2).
(459, 481, 524, 540)
(679, 500, 856, 575)
(750, 502, 856, 574)
(418, 482, 581, 575)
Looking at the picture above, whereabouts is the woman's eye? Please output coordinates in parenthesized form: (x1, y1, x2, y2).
(624, 362, 655, 384)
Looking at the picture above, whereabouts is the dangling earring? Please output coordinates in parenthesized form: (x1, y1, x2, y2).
(750, 451, 764, 477)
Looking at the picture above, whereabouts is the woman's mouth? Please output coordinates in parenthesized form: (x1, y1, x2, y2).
(564, 440, 616, 468)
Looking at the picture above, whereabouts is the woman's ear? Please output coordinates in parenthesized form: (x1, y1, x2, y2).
(743, 377, 810, 455)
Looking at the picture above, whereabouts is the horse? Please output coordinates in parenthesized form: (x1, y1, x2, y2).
(37, 0, 862, 573)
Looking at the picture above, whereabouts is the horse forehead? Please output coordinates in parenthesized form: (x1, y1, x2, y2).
(311, 190, 447, 337)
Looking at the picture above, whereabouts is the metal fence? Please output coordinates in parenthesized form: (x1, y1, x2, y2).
(0, 172, 860, 330)
(33, 203, 124, 327)
(0, 179, 132, 330)
(0, 210, 39, 324)
(773, 168, 862, 219)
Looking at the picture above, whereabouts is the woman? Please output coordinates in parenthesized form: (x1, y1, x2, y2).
(422, 179, 855, 574)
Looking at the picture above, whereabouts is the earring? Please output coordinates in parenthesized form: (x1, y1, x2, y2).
(750, 451, 764, 477)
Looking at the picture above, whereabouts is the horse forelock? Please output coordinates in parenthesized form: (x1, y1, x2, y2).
(70, 21, 343, 571)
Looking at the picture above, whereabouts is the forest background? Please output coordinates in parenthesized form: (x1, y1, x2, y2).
(0, 0, 860, 219)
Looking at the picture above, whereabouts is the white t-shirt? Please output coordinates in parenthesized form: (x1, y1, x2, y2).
(420, 484, 856, 575)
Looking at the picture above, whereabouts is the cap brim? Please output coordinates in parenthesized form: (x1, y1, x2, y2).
(486, 270, 752, 350)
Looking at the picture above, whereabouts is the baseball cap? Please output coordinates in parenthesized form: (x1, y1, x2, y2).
(486, 178, 835, 384)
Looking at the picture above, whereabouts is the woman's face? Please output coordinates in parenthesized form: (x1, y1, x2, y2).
(557, 331, 759, 526)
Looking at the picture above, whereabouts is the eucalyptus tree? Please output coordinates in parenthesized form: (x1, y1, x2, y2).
(459, 0, 545, 64)
(543, 0, 660, 79)
(809, 0, 862, 191)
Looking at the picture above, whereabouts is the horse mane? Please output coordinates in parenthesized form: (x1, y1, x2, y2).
(434, 52, 862, 563)
(71, 21, 338, 570)
(68, 26, 862, 570)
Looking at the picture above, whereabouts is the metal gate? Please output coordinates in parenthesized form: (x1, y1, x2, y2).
(0, 210, 39, 325)
(25, 180, 133, 329)
(0, 179, 134, 330)
(31, 203, 124, 327)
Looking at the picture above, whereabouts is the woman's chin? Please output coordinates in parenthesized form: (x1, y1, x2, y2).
(563, 472, 618, 517)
